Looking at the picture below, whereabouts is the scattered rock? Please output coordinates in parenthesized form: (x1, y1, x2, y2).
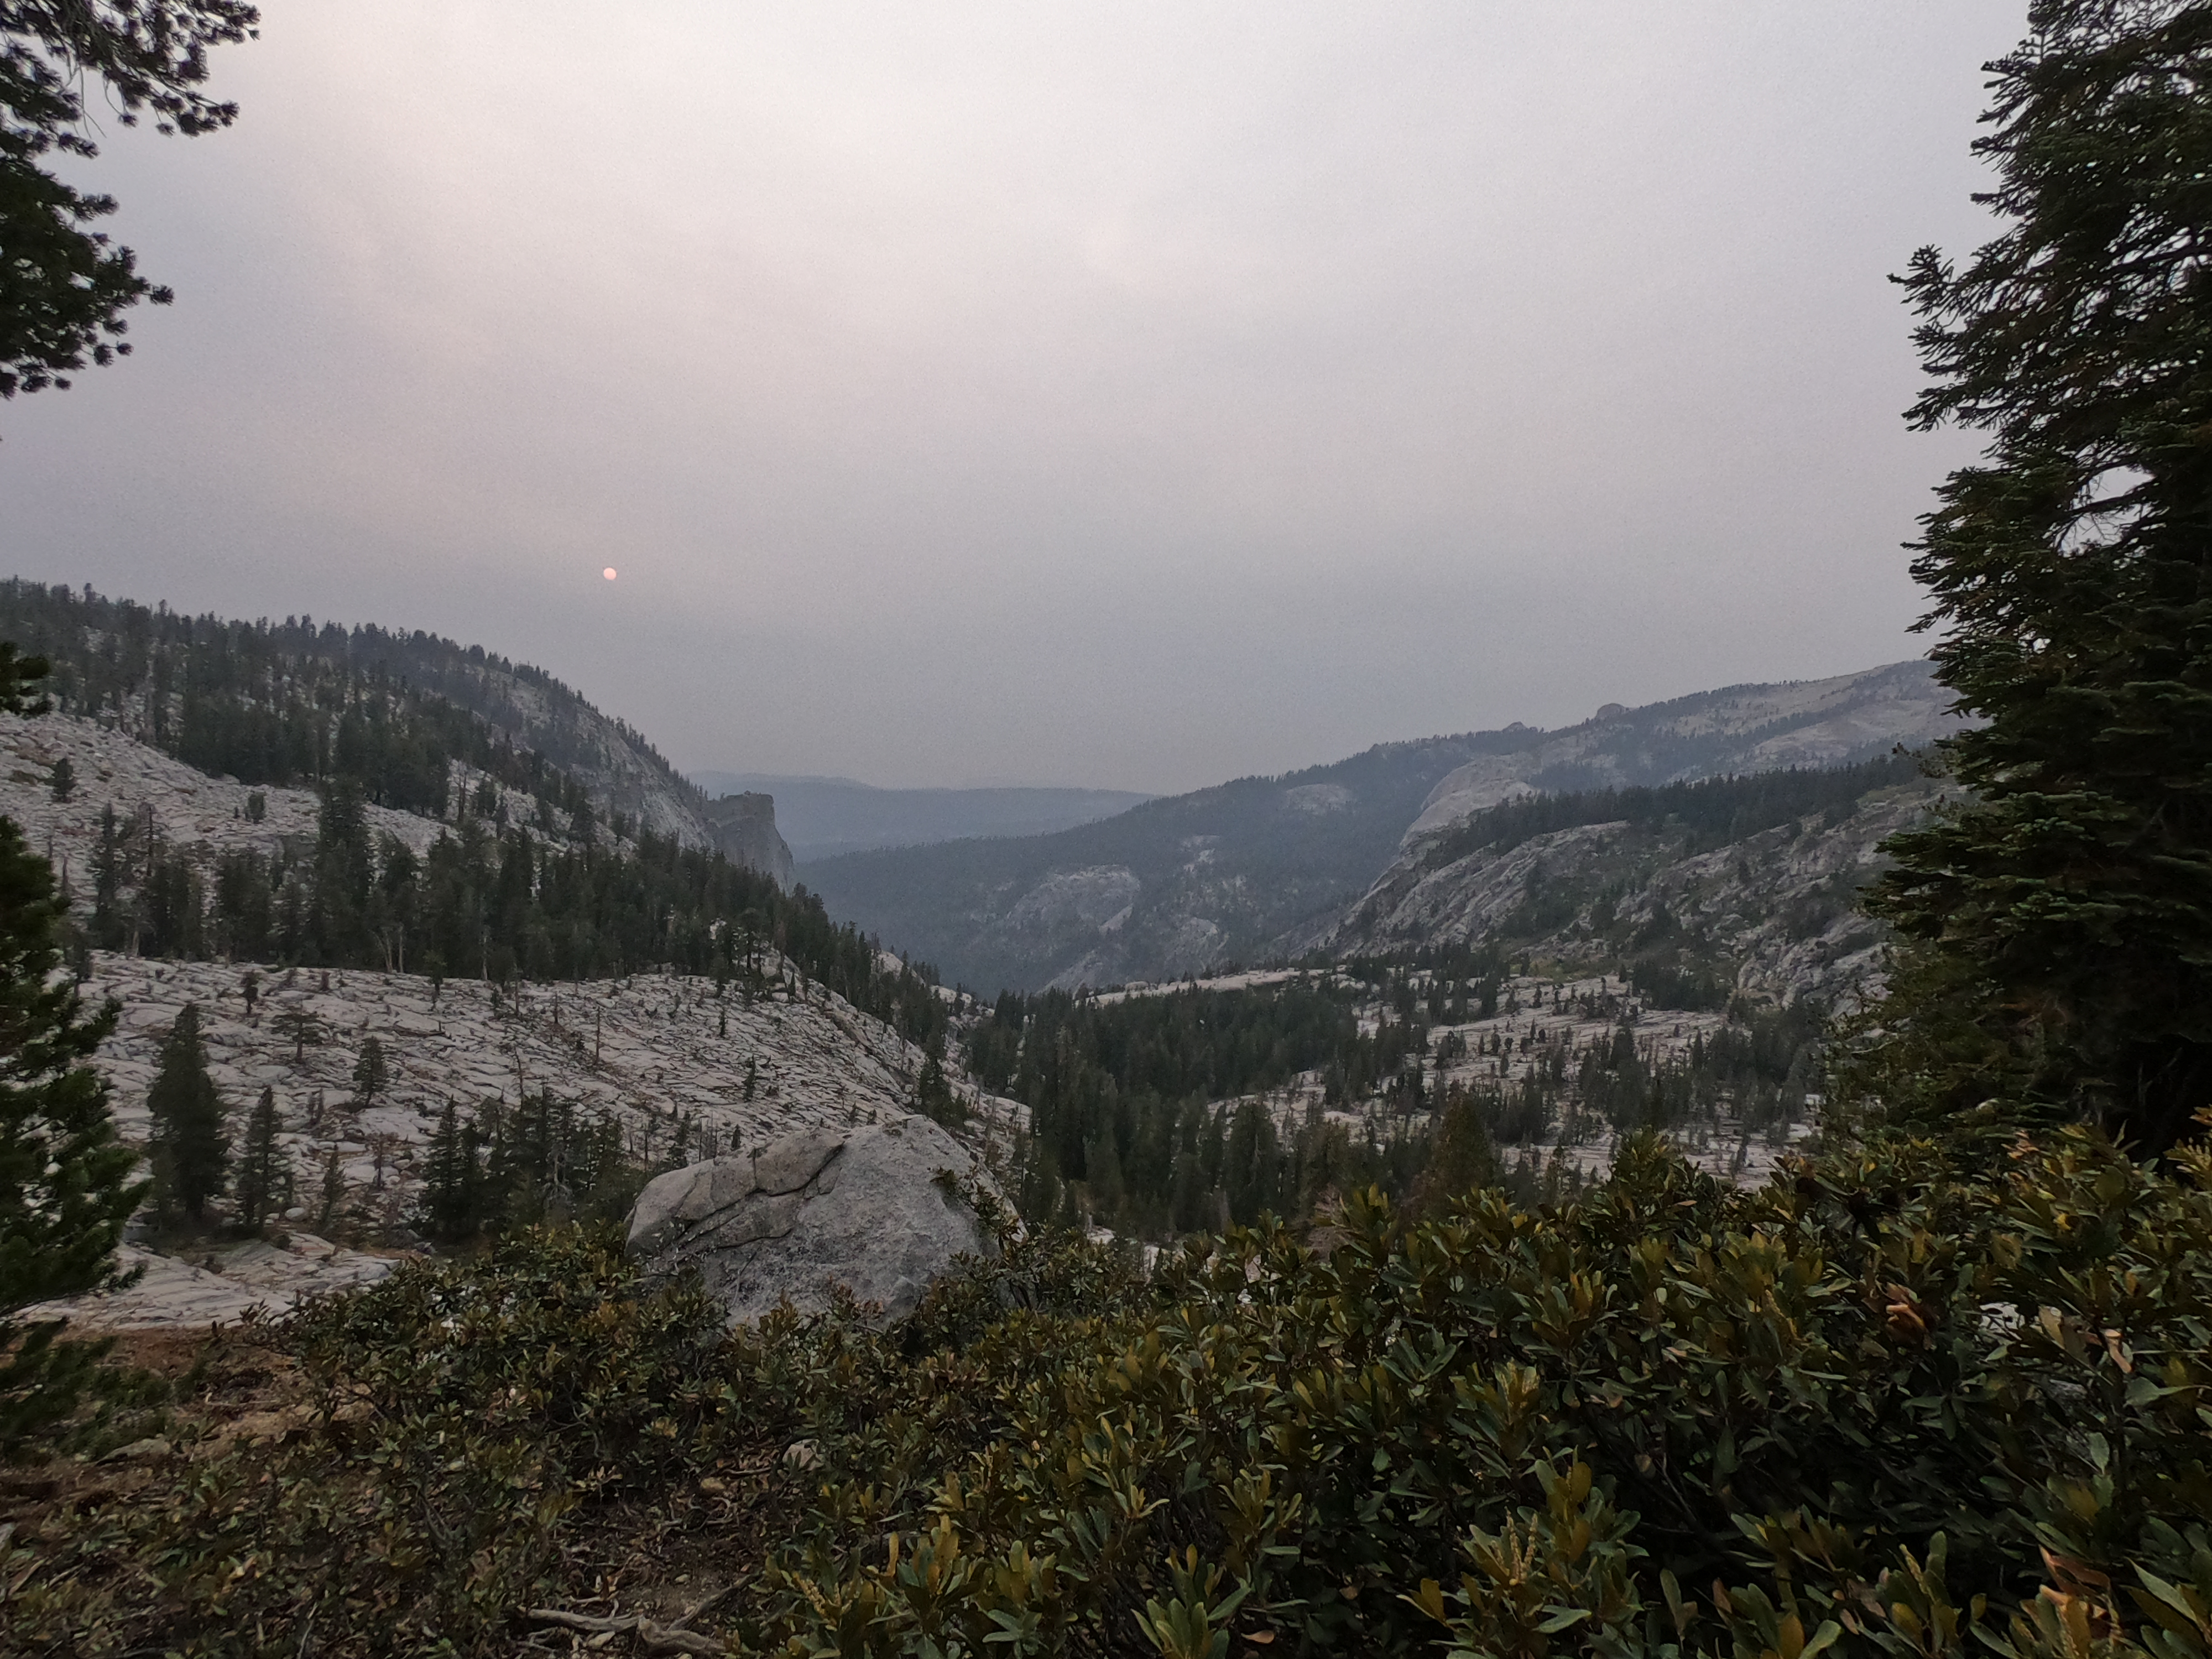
(627, 1115, 999, 1325)
(782, 1441, 821, 1472)
(19, 1235, 394, 1332)
(100, 1437, 173, 1464)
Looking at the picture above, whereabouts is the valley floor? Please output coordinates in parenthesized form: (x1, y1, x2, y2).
(1132, 967, 1817, 1191)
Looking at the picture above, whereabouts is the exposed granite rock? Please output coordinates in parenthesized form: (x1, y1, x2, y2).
(627, 1115, 998, 1325)
(20, 1234, 394, 1331)
(1321, 779, 1950, 1008)
(703, 791, 796, 889)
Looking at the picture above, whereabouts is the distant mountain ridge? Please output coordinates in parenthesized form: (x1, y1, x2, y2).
(802, 661, 1966, 995)
(1402, 659, 1963, 844)
(695, 771, 1151, 861)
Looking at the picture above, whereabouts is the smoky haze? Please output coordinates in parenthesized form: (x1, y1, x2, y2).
(0, 2, 2021, 794)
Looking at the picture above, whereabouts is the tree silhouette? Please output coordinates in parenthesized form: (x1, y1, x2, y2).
(146, 1004, 227, 1222)
(1866, 0, 2212, 1151)
(0, 645, 139, 1451)
(234, 1086, 282, 1234)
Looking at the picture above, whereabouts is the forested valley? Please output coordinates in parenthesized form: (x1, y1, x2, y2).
(974, 960, 1826, 1239)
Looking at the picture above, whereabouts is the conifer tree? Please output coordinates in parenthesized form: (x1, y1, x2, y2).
(417, 1100, 477, 1244)
(1409, 1085, 1499, 1218)
(915, 1041, 965, 1128)
(273, 1004, 320, 1065)
(146, 1004, 227, 1222)
(317, 1142, 345, 1232)
(351, 1034, 387, 1105)
(1865, 0, 2212, 1151)
(234, 1086, 282, 1234)
(0, 645, 141, 1451)
(0, 0, 256, 403)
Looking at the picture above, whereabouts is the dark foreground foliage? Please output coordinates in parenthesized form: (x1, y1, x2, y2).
(9, 1120, 2208, 1659)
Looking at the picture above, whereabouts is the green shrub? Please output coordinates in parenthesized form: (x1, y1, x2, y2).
(11, 1120, 2208, 1658)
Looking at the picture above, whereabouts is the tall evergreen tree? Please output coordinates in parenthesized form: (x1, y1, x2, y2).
(1408, 1084, 1500, 1218)
(1865, 0, 2212, 1152)
(316, 1141, 345, 1232)
(234, 1085, 281, 1234)
(0, 644, 140, 1451)
(146, 1003, 227, 1221)
(416, 1100, 479, 1244)
(350, 1034, 387, 1106)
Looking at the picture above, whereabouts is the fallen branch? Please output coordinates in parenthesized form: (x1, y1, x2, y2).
(519, 1607, 723, 1656)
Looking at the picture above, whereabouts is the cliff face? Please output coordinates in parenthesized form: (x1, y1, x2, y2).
(703, 792, 796, 890)
(1324, 777, 1951, 1009)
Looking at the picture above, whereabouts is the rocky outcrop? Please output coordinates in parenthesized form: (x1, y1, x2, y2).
(1323, 779, 1949, 1008)
(703, 792, 796, 889)
(20, 1234, 393, 1332)
(627, 1115, 998, 1324)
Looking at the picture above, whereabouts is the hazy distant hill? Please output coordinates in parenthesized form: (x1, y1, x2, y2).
(695, 772, 1151, 860)
(801, 726, 1562, 994)
(804, 661, 1965, 994)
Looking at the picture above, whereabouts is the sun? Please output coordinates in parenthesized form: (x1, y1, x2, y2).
(602, 567, 618, 581)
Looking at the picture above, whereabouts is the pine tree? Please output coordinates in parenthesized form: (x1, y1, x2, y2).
(234, 1086, 282, 1234)
(146, 1004, 227, 1222)
(915, 1041, 965, 1128)
(351, 1034, 387, 1105)
(88, 804, 124, 950)
(1865, 0, 2212, 1151)
(418, 1106, 484, 1248)
(1409, 1085, 1499, 1218)
(0, 639, 142, 1448)
(317, 1142, 346, 1233)
(273, 1004, 321, 1065)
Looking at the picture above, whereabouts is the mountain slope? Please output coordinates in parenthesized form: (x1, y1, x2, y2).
(1326, 758, 1952, 1007)
(806, 661, 1963, 995)
(1402, 659, 1963, 845)
(800, 726, 1556, 993)
(0, 580, 794, 883)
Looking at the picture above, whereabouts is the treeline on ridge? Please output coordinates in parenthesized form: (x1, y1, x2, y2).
(0, 579, 670, 822)
(1421, 749, 1928, 873)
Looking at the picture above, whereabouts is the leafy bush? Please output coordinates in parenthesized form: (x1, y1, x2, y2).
(11, 1119, 2208, 1658)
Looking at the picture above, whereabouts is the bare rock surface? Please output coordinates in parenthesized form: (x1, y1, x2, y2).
(1321, 780, 1948, 1008)
(628, 1115, 999, 1325)
(21, 1234, 394, 1332)
(22, 956, 1017, 1328)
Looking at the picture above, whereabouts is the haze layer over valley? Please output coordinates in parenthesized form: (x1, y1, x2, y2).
(805, 659, 1965, 998)
(695, 773, 1152, 862)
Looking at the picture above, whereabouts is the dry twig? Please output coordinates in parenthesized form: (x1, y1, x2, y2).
(519, 1606, 723, 1656)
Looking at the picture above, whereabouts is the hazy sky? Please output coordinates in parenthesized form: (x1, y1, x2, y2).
(2, 2, 2024, 793)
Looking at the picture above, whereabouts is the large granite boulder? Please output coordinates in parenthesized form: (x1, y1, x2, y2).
(625, 1114, 997, 1324)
